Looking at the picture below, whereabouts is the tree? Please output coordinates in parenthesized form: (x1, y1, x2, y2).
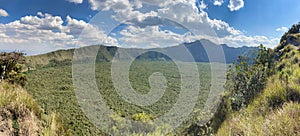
(288, 22, 300, 34)
(254, 44, 276, 76)
(0, 52, 27, 86)
(225, 45, 275, 111)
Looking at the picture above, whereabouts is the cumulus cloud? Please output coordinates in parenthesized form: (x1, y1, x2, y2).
(198, 0, 207, 11)
(0, 9, 9, 17)
(208, 18, 242, 36)
(157, 2, 241, 37)
(87, 0, 237, 37)
(228, 0, 244, 11)
(134, 0, 198, 8)
(118, 25, 279, 49)
(213, 0, 224, 6)
(0, 13, 68, 45)
(88, 0, 158, 22)
(66, 0, 83, 4)
(87, 0, 202, 22)
(88, 0, 132, 11)
(276, 27, 288, 32)
(20, 13, 64, 30)
(119, 25, 193, 48)
(1, 0, 280, 54)
(0, 12, 118, 54)
(219, 35, 279, 48)
(86, 0, 278, 48)
(64, 15, 118, 46)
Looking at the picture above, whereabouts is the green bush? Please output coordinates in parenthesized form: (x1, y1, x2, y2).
(0, 52, 27, 86)
(217, 41, 300, 136)
(225, 45, 274, 111)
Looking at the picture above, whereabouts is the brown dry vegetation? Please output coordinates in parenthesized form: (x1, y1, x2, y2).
(0, 82, 69, 136)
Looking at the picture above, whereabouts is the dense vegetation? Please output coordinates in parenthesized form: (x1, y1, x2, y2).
(217, 44, 300, 135)
(214, 23, 300, 135)
(0, 80, 68, 135)
(0, 51, 70, 135)
(224, 44, 275, 111)
(22, 38, 284, 135)
(25, 61, 218, 135)
(0, 52, 27, 86)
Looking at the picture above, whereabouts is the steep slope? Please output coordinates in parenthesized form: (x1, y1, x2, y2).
(217, 38, 300, 135)
(0, 82, 69, 135)
(276, 22, 300, 51)
(27, 48, 74, 68)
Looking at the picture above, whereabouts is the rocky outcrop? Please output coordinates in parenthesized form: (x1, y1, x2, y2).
(286, 35, 299, 47)
(276, 34, 300, 52)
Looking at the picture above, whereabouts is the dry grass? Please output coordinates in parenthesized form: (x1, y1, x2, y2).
(0, 82, 69, 136)
(217, 46, 300, 136)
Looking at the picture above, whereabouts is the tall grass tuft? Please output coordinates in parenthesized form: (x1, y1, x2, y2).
(0, 82, 69, 136)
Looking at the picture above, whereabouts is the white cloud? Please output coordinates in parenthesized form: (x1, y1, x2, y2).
(157, 2, 241, 37)
(220, 35, 279, 48)
(119, 25, 193, 48)
(87, 0, 202, 22)
(118, 25, 279, 49)
(87, 0, 278, 49)
(20, 13, 64, 30)
(228, 0, 244, 11)
(0, 12, 118, 54)
(198, 0, 207, 11)
(88, 0, 158, 22)
(213, 0, 224, 6)
(66, 0, 83, 4)
(133, 0, 143, 9)
(0, 9, 9, 17)
(181, 34, 279, 48)
(0, 0, 280, 55)
(37, 12, 44, 17)
(209, 18, 242, 36)
(64, 15, 118, 46)
(276, 27, 288, 32)
(135, 0, 197, 8)
(88, 0, 132, 11)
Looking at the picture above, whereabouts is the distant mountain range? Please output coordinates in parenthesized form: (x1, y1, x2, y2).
(27, 39, 258, 67)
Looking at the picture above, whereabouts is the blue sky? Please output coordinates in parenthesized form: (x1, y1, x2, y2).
(0, 0, 299, 55)
(206, 0, 300, 37)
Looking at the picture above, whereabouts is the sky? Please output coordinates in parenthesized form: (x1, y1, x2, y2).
(0, 0, 300, 55)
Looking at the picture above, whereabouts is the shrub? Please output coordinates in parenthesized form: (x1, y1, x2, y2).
(0, 52, 27, 86)
(0, 82, 69, 135)
(224, 44, 275, 111)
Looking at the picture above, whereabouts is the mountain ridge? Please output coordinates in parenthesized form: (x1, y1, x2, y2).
(26, 39, 258, 67)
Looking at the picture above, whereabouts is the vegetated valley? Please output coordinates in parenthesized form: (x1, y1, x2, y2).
(1, 22, 300, 135)
(24, 40, 251, 135)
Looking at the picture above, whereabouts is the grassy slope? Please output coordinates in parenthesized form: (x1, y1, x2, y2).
(0, 82, 69, 136)
(217, 45, 300, 135)
(27, 49, 74, 67)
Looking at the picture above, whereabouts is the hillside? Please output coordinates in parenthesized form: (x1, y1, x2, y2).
(26, 48, 74, 68)
(26, 39, 256, 68)
(0, 82, 69, 135)
(216, 24, 300, 135)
